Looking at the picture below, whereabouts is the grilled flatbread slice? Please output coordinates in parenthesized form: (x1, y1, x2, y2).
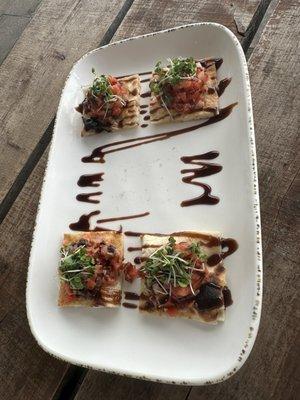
(76, 74, 140, 137)
(149, 58, 219, 124)
(58, 231, 123, 307)
(139, 231, 231, 324)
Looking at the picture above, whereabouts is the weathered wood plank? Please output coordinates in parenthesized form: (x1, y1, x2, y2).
(114, 0, 263, 42)
(74, 374, 189, 400)
(0, 152, 71, 400)
(0, 15, 30, 64)
(0, 1, 42, 64)
(0, 0, 41, 16)
(0, 0, 127, 205)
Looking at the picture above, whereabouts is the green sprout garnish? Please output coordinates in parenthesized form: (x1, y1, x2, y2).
(149, 57, 197, 118)
(141, 237, 206, 295)
(189, 242, 207, 261)
(59, 245, 95, 290)
(89, 69, 126, 106)
(150, 57, 197, 95)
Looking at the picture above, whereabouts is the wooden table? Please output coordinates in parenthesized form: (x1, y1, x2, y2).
(0, 1, 298, 399)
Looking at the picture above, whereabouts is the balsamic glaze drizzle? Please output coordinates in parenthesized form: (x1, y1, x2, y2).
(97, 212, 149, 224)
(69, 212, 149, 232)
(217, 78, 232, 97)
(207, 238, 239, 266)
(76, 191, 102, 204)
(69, 211, 100, 231)
(127, 244, 160, 252)
(181, 182, 219, 206)
(122, 302, 137, 309)
(77, 173, 104, 187)
(181, 151, 222, 206)
(124, 291, 140, 301)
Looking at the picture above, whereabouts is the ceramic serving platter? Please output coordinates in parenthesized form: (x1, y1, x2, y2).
(27, 23, 262, 385)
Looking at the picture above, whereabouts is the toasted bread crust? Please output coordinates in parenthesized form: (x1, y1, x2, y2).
(58, 231, 123, 307)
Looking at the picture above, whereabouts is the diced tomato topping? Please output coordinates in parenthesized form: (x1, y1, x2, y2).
(175, 241, 189, 252)
(111, 84, 123, 95)
(86, 278, 96, 290)
(123, 262, 139, 283)
(166, 306, 178, 317)
(111, 104, 123, 116)
(171, 270, 205, 298)
(80, 75, 127, 120)
(63, 283, 75, 303)
(164, 67, 208, 113)
(171, 285, 191, 298)
(108, 75, 118, 85)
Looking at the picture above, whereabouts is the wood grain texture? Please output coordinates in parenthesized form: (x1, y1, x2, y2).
(0, 0, 125, 204)
(113, 0, 262, 42)
(0, 0, 42, 64)
(74, 374, 189, 400)
(0, 0, 41, 16)
(0, 14, 30, 64)
(0, 152, 71, 400)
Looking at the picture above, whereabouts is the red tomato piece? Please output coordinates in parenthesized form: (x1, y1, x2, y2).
(86, 278, 96, 290)
(166, 306, 178, 317)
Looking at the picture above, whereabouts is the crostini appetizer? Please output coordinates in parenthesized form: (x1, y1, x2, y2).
(149, 57, 219, 123)
(58, 231, 123, 307)
(139, 232, 232, 324)
(76, 69, 140, 136)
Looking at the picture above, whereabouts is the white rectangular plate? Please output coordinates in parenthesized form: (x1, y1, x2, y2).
(27, 23, 262, 385)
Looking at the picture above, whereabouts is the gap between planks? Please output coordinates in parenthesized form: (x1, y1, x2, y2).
(240, 0, 273, 56)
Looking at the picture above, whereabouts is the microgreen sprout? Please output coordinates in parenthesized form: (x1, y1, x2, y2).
(89, 69, 126, 106)
(59, 244, 95, 290)
(149, 57, 197, 117)
(141, 237, 207, 293)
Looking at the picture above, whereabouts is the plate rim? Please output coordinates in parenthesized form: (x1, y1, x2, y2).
(26, 22, 263, 386)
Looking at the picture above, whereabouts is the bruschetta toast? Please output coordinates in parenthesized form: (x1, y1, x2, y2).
(76, 70, 140, 136)
(149, 57, 219, 124)
(139, 232, 232, 324)
(58, 231, 123, 307)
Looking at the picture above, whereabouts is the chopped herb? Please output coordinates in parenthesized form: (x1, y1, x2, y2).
(59, 244, 95, 290)
(189, 242, 207, 260)
(89, 69, 126, 106)
(90, 73, 113, 100)
(141, 237, 206, 291)
(149, 57, 197, 117)
(150, 57, 197, 95)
